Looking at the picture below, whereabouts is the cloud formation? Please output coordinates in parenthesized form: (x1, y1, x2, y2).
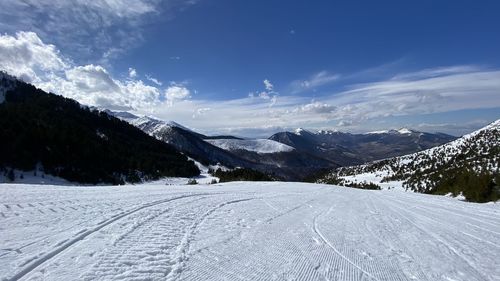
(165, 84, 191, 105)
(0, 31, 498, 137)
(146, 66, 500, 136)
(0, 31, 185, 110)
(248, 79, 278, 107)
(0, 31, 68, 82)
(0, 0, 197, 62)
(128, 68, 137, 78)
(290, 71, 340, 94)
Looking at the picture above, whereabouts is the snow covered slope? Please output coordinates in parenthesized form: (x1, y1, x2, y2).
(320, 119, 500, 199)
(206, 138, 294, 154)
(1, 182, 498, 281)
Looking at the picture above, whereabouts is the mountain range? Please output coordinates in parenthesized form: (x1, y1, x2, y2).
(1, 72, 479, 185)
(111, 112, 338, 181)
(269, 127, 456, 166)
(107, 110, 457, 180)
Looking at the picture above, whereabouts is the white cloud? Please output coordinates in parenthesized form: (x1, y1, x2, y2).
(290, 71, 340, 93)
(1, 31, 498, 136)
(128, 67, 137, 78)
(66, 65, 119, 92)
(192, 107, 211, 119)
(0, 0, 197, 62)
(165, 84, 191, 105)
(0, 31, 69, 82)
(332, 69, 500, 123)
(390, 65, 482, 80)
(146, 74, 162, 86)
(142, 66, 500, 136)
(248, 79, 279, 107)
(264, 79, 273, 91)
(0, 31, 183, 110)
(296, 101, 336, 114)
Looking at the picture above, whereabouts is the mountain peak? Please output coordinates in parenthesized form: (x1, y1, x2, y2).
(396, 128, 413, 134)
(294, 127, 315, 136)
(383, 128, 418, 135)
(294, 128, 306, 135)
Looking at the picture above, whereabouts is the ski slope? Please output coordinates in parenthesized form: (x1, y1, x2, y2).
(1, 182, 499, 281)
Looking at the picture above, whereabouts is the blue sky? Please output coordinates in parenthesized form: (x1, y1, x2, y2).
(0, 0, 499, 137)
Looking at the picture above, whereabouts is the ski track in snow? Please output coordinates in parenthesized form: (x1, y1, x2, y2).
(0, 182, 499, 281)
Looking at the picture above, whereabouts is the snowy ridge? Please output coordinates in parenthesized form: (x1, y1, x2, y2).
(395, 128, 412, 134)
(206, 138, 295, 154)
(1, 182, 498, 280)
(124, 115, 195, 141)
(365, 130, 389, 134)
(108, 111, 193, 136)
(397, 118, 500, 164)
(294, 127, 311, 135)
(321, 119, 500, 195)
(365, 127, 416, 135)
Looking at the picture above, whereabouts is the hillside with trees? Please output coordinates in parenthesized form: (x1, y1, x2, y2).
(0, 73, 199, 184)
(318, 120, 500, 202)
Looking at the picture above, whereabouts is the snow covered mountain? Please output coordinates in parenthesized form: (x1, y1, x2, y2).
(319, 119, 500, 202)
(269, 127, 456, 166)
(205, 138, 294, 154)
(113, 113, 337, 180)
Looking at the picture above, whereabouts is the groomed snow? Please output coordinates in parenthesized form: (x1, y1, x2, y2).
(1, 182, 498, 281)
(206, 138, 295, 154)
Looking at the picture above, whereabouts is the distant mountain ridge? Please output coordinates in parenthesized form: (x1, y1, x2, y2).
(112, 112, 338, 181)
(269, 127, 456, 166)
(111, 110, 461, 181)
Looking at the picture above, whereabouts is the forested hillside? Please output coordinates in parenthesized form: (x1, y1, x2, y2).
(0, 73, 199, 184)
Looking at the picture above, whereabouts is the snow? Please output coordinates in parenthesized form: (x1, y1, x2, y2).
(1, 182, 498, 281)
(141, 158, 219, 185)
(125, 115, 194, 135)
(365, 130, 389, 134)
(0, 169, 73, 185)
(397, 128, 413, 134)
(364, 128, 415, 135)
(206, 138, 294, 154)
(341, 172, 405, 191)
(294, 128, 308, 135)
(364, 128, 416, 135)
(336, 118, 500, 191)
